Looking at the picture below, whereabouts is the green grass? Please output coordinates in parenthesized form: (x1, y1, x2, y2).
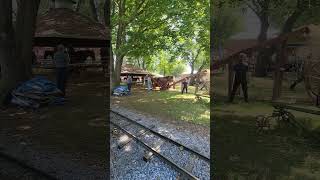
(112, 85, 210, 125)
(214, 114, 320, 179)
(213, 73, 311, 103)
(213, 73, 320, 179)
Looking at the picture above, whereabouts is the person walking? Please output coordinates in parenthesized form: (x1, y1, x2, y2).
(181, 77, 189, 94)
(53, 44, 70, 97)
(147, 75, 152, 91)
(127, 75, 133, 92)
(229, 53, 249, 103)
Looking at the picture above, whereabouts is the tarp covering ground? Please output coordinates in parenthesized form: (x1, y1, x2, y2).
(11, 76, 65, 108)
(112, 86, 130, 96)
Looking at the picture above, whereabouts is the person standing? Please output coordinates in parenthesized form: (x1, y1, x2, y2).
(53, 44, 70, 97)
(127, 75, 133, 92)
(181, 77, 189, 94)
(229, 53, 249, 103)
(147, 75, 152, 91)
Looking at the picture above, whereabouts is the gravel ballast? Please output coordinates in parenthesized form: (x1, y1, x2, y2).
(110, 106, 210, 180)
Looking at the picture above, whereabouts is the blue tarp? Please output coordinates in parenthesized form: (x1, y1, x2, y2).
(11, 76, 65, 108)
(112, 85, 130, 96)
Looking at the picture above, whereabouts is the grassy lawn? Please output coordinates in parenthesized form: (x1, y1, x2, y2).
(213, 72, 311, 103)
(213, 73, 320, 179)
(112, 85, 210, 126)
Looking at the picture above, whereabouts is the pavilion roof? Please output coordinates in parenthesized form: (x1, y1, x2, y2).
(121, 64, 151, 75)
(34, 8, 110, 47)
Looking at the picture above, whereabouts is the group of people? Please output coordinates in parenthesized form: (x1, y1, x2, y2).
(125, 74, 190, 94)
(125, 74, 153, 93)
(52, 43, 250, 102)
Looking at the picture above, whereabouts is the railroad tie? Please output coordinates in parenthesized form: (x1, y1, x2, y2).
(118, 129, 147, 149)
(143, 140, 164, 162)
(184, 154, 197, 175)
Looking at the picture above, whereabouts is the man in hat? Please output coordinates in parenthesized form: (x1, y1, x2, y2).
(229, 53, 249, 103)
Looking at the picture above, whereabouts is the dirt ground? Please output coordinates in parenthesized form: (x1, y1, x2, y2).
(0, 71, 108, 179)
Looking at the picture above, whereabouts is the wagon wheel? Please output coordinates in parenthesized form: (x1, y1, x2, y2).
(304, 61, 320, 105)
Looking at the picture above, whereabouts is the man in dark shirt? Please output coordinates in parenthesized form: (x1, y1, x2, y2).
(229, 53, 249, 103)
(53, 44, 70, 97)
(181, 77, 189, 94)
(127, 75, 133, 92)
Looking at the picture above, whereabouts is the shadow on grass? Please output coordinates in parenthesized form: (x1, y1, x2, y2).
(213, 114, 320, 180)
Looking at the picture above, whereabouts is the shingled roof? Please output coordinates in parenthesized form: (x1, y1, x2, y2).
(34, 8, 110, 47)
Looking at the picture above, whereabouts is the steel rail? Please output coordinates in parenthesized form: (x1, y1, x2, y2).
(110, 120, 199, 180)
(110, 110, 210, 162)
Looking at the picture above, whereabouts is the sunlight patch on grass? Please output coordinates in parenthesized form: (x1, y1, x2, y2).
(168, 94, 197, 100)
(112, 88, 210, 125)
(199, 111, 210, 119)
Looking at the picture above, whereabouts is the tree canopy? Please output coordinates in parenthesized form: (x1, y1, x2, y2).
(110, 0, 209, 84)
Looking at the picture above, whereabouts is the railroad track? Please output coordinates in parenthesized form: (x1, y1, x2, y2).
(110, 110, 210, 180)
(0, 150, 57, 180)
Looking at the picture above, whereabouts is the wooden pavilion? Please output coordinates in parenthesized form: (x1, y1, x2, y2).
(32, 0, 111, 75)
(120, 64, 153, 84)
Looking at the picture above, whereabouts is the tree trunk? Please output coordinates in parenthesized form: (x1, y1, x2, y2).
(189, 62, 196, 85)
(272, 40, 287, 101)
(189, 48, 201, 85)
(104, 0, 110, 26)
(15, 0, 40, 79)
(255, 14, 270, 77)
(282, 9, 303, 34)
(0, 0, 17, 104)
(113, 0, 126, 87)
(194, 63, 206, 95)
(0, 0, 40, 105)
(142, 60, 146, 70)
(104, 0, 114, 89)
(90, 0, 99, 22)
(114, 55, 124, 86)
(75, 0, 83, 12)
(227, 62, 234, 99)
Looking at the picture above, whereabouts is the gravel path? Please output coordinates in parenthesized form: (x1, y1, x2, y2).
(110, 106, 210, 180)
